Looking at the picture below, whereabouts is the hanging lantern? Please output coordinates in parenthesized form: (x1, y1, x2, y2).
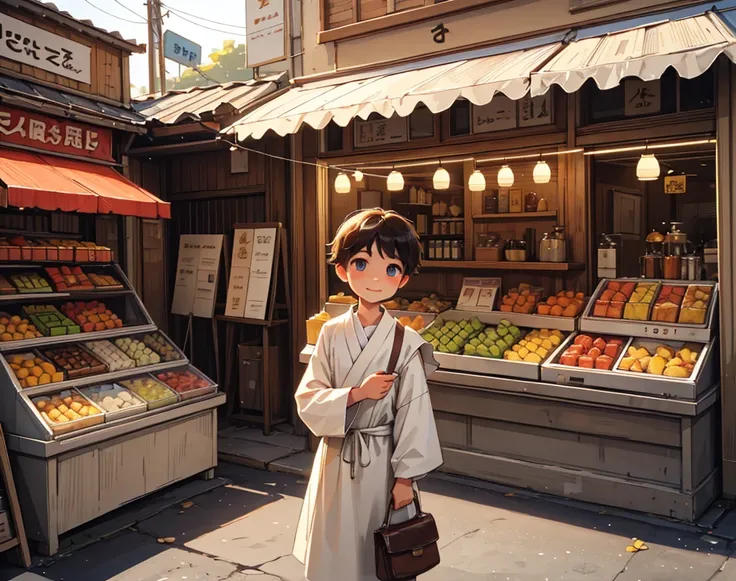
(433, 166, 450, 190)
(353, 170, 364, 182)
(468, 170, 486, 192)
(637, 154, 660, 181)
(334, 172, 351, 194)
(497, 165, 514, 188)
(533, 160, 551, 184)
(387, 170, 404, 192)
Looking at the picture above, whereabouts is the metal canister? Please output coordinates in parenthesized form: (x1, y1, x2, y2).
(444, 241, 452, 259)
(685, 256, 702, 280)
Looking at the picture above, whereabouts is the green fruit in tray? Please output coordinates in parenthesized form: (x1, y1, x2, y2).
(142, 333, 181, 361)
(121, 377, 173, 402)
(10, 273, 51, 293)
(22, 305, 80, 336)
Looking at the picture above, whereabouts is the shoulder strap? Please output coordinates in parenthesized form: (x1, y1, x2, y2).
(385, 322, 405, 375)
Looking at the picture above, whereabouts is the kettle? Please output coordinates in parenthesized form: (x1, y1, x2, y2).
(539, 226, 567, 262)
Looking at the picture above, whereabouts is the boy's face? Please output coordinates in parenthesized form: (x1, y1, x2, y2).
(335, 241, 410, 304)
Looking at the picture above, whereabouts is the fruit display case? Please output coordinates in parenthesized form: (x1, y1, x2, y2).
(580, 279, 718, 342)
(541, 332, 717, 399)
(0, 258, 224, 556)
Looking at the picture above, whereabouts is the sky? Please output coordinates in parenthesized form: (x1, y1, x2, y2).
(50, 0, 247, 93)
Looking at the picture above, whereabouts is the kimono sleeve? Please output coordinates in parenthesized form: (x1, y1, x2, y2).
(391, 351, 443, 480)
(294, 326, 353, 438)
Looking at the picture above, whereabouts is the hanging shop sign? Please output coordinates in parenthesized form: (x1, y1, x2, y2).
(472, 93, 554, 134)
(163, 30, 202, 67)
(624, 79, 661, 117)
(664, 175, 687, 194)
(246, 0, 286, 68)
(519, 93, 553, 127)
(354, 116, 408, 148)
(0, 13, 91, 84)
(171, 235, 224, 319)
(0, 106, 113, 162)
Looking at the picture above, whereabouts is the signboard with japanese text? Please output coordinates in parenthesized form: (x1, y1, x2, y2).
(456, 278, 502, 313)
(225, 229, 254, 318)
(519, 93, 553, 127)
(665, 175, 687, 195)
(0, 13, 91, 84)
(472, 95, 518, 133)
(0, 106, 113, 161)
(171, 235, 224, 319)
(225, 228, 277, 320)
(354, 116, 408, 148)
(246, 0, 286, 68)
(624, 79, 661, 117)
(163, 30, 201, 67)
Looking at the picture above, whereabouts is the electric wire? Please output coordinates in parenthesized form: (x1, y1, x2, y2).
(112, 0, 147, 23)
(160, 3, 246, 29)
(82, 0, 146, 24)
(162, 5, 247, 35)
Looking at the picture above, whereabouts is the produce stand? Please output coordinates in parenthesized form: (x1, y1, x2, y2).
(300, 278, 721, 521)
(0, 260, 224, 555)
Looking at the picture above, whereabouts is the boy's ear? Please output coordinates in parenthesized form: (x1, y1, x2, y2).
(398, 274, 410, 289)
(335, 264, 349, 283)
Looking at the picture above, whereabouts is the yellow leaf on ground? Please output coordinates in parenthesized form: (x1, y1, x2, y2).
(633, 539, 649, 551)
(626, 546, 638, 553)
(181, 501, 194, 509)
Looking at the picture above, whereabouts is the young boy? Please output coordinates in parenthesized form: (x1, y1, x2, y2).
(293, 208, 443, 581)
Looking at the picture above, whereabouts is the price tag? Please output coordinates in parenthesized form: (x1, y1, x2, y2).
(643, 326, 677, 337)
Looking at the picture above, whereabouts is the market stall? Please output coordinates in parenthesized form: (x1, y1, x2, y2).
(0, 239, 223, 556)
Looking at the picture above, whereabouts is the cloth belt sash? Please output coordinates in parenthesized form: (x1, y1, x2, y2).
(342, 424, 393, 479)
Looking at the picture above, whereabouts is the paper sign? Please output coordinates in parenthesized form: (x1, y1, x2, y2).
(456, 277, 502, 312)
(246, 0, 285, 67)
(244, 228, 277, 320)
(225, 229, 255, 318)
(664, 175, 686, 194)
(171, 235, 223, 319)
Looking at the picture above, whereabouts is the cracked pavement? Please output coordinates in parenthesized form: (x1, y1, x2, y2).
(2, 462, 736, 581)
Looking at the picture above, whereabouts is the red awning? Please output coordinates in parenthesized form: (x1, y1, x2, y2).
(0, 149, 170, 219)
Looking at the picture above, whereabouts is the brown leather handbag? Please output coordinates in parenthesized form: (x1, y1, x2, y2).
(374, 321, 440, 580)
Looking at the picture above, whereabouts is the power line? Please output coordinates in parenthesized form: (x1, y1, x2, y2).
(112, 0, 147, 23)
(82, 0, 147, 24)
(163, 6, 247, 35)
(160, 3, 245, 29)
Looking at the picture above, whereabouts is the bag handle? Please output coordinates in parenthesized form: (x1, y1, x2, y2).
(382, 489, 422, 528)
(385, 322, 405, 376)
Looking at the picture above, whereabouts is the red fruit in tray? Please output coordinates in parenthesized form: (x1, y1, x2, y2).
(574, 335, 593, 350)
(114, 319, 123, 328)
(608, 338, 624, 346)
(600, 289, 615, 302)
(593, 301, 608, 318)
(672, 287, 686, 296)
(579, 355, 594, 368)
(607, 281, 621, 292)
(604, 343, 620, 358)
(71, 266, 83, 275)
(560, 352, 580, 366)
(61, 266, 71, 275)
(567, 344, 584, 355)
(593, 337, 607, 351)
(94, 322, 105, 331)
(620, 282, 636, 297)
(595, 355, 614, 370)
(611, 292, 627, 302)
(587, 347, 602, 360)
(606, 302, 624, 319)
(83, 322, 94, 332)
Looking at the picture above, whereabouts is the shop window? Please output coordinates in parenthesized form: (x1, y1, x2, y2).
(680, 68, 714, 111)
(449, 100, 471, 136)
(324, 121, 345, 153)
(409, 105, 435, 139)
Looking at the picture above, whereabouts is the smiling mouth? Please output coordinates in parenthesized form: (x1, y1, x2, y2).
(366, 288, 382, 292)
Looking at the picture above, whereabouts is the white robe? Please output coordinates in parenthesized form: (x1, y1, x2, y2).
(294, 308, 443, 581)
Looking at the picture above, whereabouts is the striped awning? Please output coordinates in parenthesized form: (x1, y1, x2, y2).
(531, 12, 736, 96)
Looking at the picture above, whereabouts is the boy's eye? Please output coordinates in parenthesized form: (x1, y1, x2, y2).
(353, 259, 367, 272)
(386, 265, 400, 277)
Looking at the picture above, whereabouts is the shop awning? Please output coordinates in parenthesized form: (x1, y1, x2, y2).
(225, 41, 563, 140)
(530, 12, 736, 96)
(0, 149, 170, 219)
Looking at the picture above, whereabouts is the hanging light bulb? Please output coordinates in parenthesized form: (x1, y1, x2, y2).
(334, 172, 351, 194)
(533, 160, 551, 184)
(229, 145, 238, 152)
(433, 164, 450, 190)
(497, 164, 514, 188)
(387, 170, 404, 192)
(637, 154, 660, 181)
(468, 170, 486, 192)
(353, 170, 364, 182)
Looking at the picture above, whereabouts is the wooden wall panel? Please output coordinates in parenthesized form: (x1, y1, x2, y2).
(169, 149, 266, 196)
(1, 7, 127, 103)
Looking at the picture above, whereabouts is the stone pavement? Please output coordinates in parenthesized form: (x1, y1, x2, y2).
(1, 460, 736, 581)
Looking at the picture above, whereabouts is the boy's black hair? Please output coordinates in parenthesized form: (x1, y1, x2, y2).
(328, 208, 422, 275)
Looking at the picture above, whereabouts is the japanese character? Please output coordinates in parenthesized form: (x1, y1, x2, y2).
(182, 47, 189, 57)
(5, 31, 22, 54)
(538, 98, 548, 118)
(0, 112, 25, 137)
(47, 124, 62, 145)
(64, 126, 83, 149)
(28, 119, 46, 142)
(22, 38, 40, 60)
(45, 46, 60, 66)
(61, 48, 75, 71)
(431, 23, 449, 44)
(85, 130, 98, 152)
(188, 52, 197, 62)
(174, 43, 181, 55)
(258, 0, 270, 7)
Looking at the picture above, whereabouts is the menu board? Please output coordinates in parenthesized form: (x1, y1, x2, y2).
(225, 227, 277, 320)
(456, 277, 502, 313)
(171, 235, 224, 318)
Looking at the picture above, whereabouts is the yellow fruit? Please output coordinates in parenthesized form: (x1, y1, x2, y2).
(51, 372, 64, 383)
(631, 360, 643, 373)
(9, 316, 20, 325)
(656, 346, 675, 360)
(6, 324, 15, 334)
(537, 348, 549, 359)
(527, 343, 538, 353)
(48, 408, 61, 420)
(524, 352, 542, 364)
(541, 339, 553, 350)
(639, 356, 652, 371)
(619, 357, 635, 371)
(41, 362, 55, 375)
(16, 367, 29, 379)
(17, 324, 27, 333)
(56, 415, 69, 423)
(512, 344, 521, 352)
(11, 332, 22, 340)
(35, 400, 47, 411)
(22, 359, 34, 368)
(549, 335, 561, 347)
(505, 351, 522, 361)
(31, 366, 42, 378)
(8, 355, 23, 365)
(532, 338, 543, 346)
(664, 366, 690, 378)
(79, 406, 89, 417)
(634, 348, 651, 360)
(57, 404, 68, 414)
(647, 355, 666, 376)
(666, 357, 683, 368)
(25, 376, 38, 387)
(9, 363, 19, 371)
(678, 348, 692, 363)
(518, 347, 530, 359)
(70, 402, 82, 412)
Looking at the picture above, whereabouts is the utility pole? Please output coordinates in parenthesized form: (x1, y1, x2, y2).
(146, 0, 166, 94)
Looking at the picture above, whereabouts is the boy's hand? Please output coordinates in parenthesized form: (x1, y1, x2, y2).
(357, 372, 395, 401)
(392, 478, 414, 510)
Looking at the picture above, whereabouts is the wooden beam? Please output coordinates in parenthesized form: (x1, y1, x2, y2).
(150, 122, 220, 139)
(127, 140, 227, 157)
(169, 186, 265, 202)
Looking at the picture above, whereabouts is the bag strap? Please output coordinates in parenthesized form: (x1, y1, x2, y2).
(382, 489, 422, 528)
(385, 322, 405, 376)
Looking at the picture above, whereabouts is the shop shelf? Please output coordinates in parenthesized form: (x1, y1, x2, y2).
(580, 279, 718, 342)
(541, 332, 717, 400)
(472, 211, 557, 220)
(80, 383, 148, 422)
(471, 311, 577, 332)
(421, 261, 585, 271)
(31, 388, 105, 437)
(433, 351, 543, 380)
(119, 374, 180, 411)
